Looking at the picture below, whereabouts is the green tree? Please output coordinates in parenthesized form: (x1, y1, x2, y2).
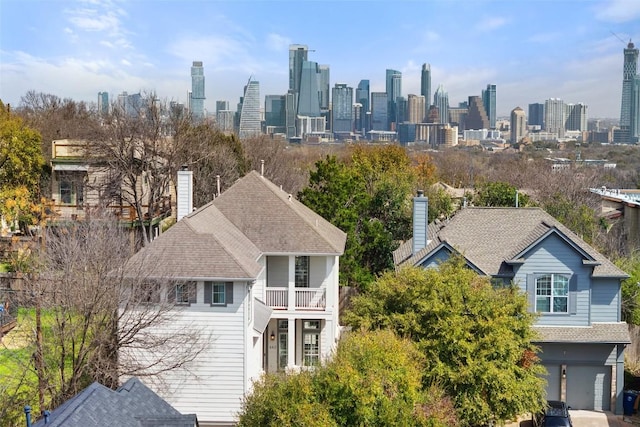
(473, 180, 529, 207)
(542, 193, 600, 245)
(615, 252, 640, 325)
(344, 259, 546, 426)
(298, 145, 416, 288)
(238, 330, 457, 427)
(0, 100, 44, 192)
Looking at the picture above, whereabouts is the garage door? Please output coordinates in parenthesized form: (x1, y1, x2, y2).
(566, 365, 611, 411)
(542, 364, 561, 401)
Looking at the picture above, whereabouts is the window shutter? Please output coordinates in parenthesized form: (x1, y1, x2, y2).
(526, 274, 536, 311)
(204, 281, 212, 304)
(569, 274, 578, 315)
(226, 282, 234, 305)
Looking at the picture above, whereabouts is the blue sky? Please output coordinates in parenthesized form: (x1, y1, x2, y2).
(1, 0, 639, 118)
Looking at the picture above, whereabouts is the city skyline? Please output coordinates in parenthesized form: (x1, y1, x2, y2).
(1, 0, 640, 118)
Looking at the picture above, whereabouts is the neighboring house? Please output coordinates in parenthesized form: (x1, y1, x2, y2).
(122, 170, 346, 426)
(50, 139, 172, 239)
(394, 192, 630, 414)
(31, 377, 198, 427)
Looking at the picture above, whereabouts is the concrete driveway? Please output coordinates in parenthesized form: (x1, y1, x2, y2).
(505, 410, 636, 426)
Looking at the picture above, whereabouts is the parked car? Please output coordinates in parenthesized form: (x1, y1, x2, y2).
(533, 400, 572, 427)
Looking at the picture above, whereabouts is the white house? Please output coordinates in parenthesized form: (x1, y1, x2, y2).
(122, 170, 346, 426)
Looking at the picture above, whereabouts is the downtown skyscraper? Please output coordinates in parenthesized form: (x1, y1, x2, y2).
(482, 84, 497, 129)
(386, 69, 402, 129)
(331, 83, 353, 134)
(356, 80, 370, 133)
(421, 64, 431, 109)
(433, 84, 449, 124)
(617, 41, 640, 143)
(190, 61, 205, 121)
(238, 77, 261, 139)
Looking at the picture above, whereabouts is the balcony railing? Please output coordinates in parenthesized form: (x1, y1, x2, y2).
(50, 196, 172, 223)
(265, 287, 326, 310)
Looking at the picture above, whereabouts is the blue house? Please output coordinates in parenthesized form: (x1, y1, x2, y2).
(394, 192, 630, 414)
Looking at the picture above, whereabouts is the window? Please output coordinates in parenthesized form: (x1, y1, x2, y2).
(204, 281, 233, 307)
(278, 320, 288, 370)
(174, 282, 196, 305)
(295, 256, 309, 288)
(60, 180, 73, 204)
(535, 274, 569, 313)
(302, 320, 320, 367)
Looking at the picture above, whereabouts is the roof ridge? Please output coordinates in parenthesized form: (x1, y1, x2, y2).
(248, 170, 346, 254)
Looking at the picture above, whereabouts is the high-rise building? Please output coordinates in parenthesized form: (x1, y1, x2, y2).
(528, 103, 545, 128)
(407, 94, 426, 124)
(544, 98, 565, 136)
(318, 65, 330, 111)
(448, 107, 468, 132)
(466, 96, 489, 130)
(371, 92, 388, 131)
(386, 69, 402, 128)
(216, 100, 229, 112)
(510, 107, 526, 144)
(565, 103, 588, 132)
(190, 61, 205, 121)
(265, 95, 286, 131)
(356, 80, 370, 132)
(632, 75, 640, 143)
(433, 84, 449, 124)
(421, 64, 431, 108)
(482, 84, 497, 129)
(297, 60, 322, 118)
(238, 77, 261, 139)
(289, 44, 308, 94)
(331, 83, 353, 133)
(620, 41, 639, 143)
(98, 92, 109, 116)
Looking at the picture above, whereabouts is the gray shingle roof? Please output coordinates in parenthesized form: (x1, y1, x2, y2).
(394, 207, 627, 279)
(32, 377, 197, 427)
(124, 170, 346, 281)
(533, 322, 631, 344)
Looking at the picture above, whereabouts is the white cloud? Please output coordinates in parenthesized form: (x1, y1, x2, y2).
(475, 16, 507, 32)
(595, 0, 640, 23)
(266, 33, 291, 52)
(121, 59, 131, 66)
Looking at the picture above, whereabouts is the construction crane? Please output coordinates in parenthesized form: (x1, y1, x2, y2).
(611, 31, 631, 45)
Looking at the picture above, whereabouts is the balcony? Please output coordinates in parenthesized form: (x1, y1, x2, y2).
(265, 287, 326, 310)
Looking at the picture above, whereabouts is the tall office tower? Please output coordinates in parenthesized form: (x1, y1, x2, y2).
(528, 103, 545, 128)
(396, 96, 407, 126)
(510, 107, 526, 144)
(482, 84, 497, 129)
(265, 95, 286, 130)
(216, 100, 229, 112)
(318, 65, 330, 111)
(632, 75, 640, 143)
(98, 92, 109, 116)
(407, 94, 426, 123)
(466, 96, 489, 129)
(426, 105, 440, 123)
(331, 84, 354, 133)
(433, 84, 449, 124)
(289, 44, 308, 93)
(448, 107, 468, 132)
(190, 61, 206, 121)
(544, 98, 565, 136)
(297, 60, 322, 118)
(421, 64, 431, 108)
(238, 77, 261, 139)
(285, 92, 297, 139)
(619, 41, 639, 143)
(565, 103, 588, 132)
(371, 92, 388, 131)
(386, 69, 402, 128)
(356, 80, 370, 132)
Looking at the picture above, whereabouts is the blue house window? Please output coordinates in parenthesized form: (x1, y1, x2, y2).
(535, 274, 569, 313)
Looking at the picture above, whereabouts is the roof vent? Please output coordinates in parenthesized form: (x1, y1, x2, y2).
(288, 194, 292, 201)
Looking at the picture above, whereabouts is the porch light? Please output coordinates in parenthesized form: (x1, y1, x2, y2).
(270, 331, 275, 341)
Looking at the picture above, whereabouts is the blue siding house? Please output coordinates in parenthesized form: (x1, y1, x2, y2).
(394, 193, 630, 414)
